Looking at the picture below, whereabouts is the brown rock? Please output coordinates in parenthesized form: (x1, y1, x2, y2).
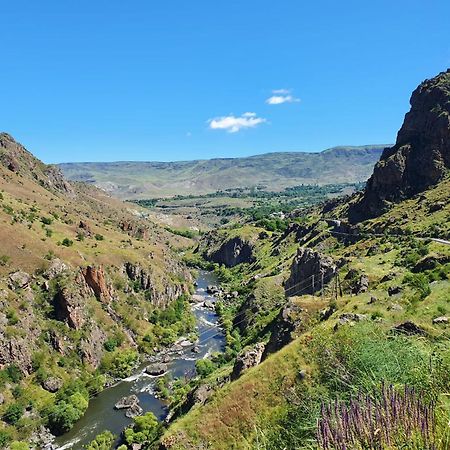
(81, 265, 113, 302)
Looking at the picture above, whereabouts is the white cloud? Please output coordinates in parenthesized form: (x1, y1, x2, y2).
(208, 112, 266, 133)
(266, 89, 300, 105)
(272, 89, 290, 95)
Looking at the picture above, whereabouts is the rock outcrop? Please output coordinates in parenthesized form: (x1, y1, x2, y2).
(284, 247, 336, 296)
(231, 343, 265, 380)
(208, 237, 255, 268)
(124, 262, 190, 308)
(81, 265, 113, 302)
(263, 301, 304, 358)
(350, 69, 450, 222)
(54, 287, 86, 329)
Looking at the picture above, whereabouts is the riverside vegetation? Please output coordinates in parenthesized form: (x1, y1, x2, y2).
(0, 69, 449, 450)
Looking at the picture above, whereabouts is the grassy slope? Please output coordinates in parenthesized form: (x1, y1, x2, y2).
(161, 176, 450, 449)
(59, 146, 386, 199)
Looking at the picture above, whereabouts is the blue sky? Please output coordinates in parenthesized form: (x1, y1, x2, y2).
(1, 1, 450, 163)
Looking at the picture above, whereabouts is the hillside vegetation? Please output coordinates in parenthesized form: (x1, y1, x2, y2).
(59, 146, 386, 199)
(157, 70, 450, 450)
(0, 133, 195, 447)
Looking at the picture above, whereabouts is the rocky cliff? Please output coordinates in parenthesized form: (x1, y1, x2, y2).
(284, 247, 336, 296)
(349, 69, 450, 221)
(207, 236, 255, 268)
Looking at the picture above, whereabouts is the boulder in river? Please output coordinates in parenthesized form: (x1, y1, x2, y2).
(145, 363, 168, 376)
(115, 394, 140, 410)
(203, 300, 215, 310)
(125, 403, 143, 418)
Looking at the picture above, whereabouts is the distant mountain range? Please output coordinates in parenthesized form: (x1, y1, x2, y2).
(59, 145, 388, 199)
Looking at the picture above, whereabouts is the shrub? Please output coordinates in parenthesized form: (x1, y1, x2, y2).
(0, 255, 10, 266)
(94, 234, 104, 241)
(195, 359, 215, 378)
(6, 309, 19, 325)
(404, 272, 431, 300)
(41, 216, 53, 225)
(10, 442, 30, 450)
(84, 430, 115, 450)
(47, 391, 89, 435)
(61, 238, 73, 247)
(3, 403, 24, 424)
(5, 364, 23, 383)
(101, 349, 139, 378)
(124, 412, 161, 445)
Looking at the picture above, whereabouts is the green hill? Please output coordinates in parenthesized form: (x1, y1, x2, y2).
(59, 145, 386, 199)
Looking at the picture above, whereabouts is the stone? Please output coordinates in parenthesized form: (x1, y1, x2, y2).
(368, 295, 378, 304)
(145, 363, 167, 376)
(81, 265, 113, 302)
(388, 286, 402, 296)
(263, 301, 304, 358)
(231, 343, 265, 380)
(0, 393, 4, 404)
(44, 259, 69, 280)
(115, 394, 140, 410)
(42, 377, 63, 393)
(392, 321, 427, 336)
(337, 313, 367, 326)
(191, 346, 200, 353)
(388, 302, 404, 312)
(8, 270, 31, 290)
(432, 316, 449, 324)
(125, 403, 143, 418)
(203, 300, 215, 310)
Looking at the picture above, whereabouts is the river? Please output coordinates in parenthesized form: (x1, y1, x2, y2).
(55, 271, 225, 449)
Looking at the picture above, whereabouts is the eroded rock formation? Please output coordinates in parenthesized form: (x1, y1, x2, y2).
(350, 69, 450, 221)
(284, 247, 336, 296)
(208, 237, 255, 267)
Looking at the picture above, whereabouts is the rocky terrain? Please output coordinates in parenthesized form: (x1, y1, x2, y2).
(59, 145, 386, 199)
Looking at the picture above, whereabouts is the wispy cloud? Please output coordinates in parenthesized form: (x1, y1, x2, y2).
(208, 112, 266, 133)
(266, 89, 300, 105)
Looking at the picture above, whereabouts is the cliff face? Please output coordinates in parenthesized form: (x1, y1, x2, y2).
(349, 69, 450, 222)
(207, 236, 255, 268)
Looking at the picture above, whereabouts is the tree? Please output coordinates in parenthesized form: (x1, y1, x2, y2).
(84, 430, 115, 450)
(124, 412, 160, 445)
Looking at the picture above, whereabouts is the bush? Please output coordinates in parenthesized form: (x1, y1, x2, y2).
(61, 238, 73, 247)
(404, 273, 431, 300)
(5, 364, 23, 383)
(101, 349, 139, 378)
(3, 403, 24, 424)
(47, 392, 89, 435)
(0, 431, 11, 448)
(10, 442, 30, 450)
(41, 216, 53, 225)
(195, 359, 215, 378)
(124, 412, 161, 445)
(0, 255, 10, 266)
(84, 430, 115, 449)
(94, 234, 104, 241)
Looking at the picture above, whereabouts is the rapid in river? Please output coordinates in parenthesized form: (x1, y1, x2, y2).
(55, 271, 225, 449)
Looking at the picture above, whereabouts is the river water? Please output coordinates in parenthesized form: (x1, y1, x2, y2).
(55, 271, 225, 449)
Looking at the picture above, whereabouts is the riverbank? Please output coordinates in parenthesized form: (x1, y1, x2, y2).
(55, 271, 225, 449)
